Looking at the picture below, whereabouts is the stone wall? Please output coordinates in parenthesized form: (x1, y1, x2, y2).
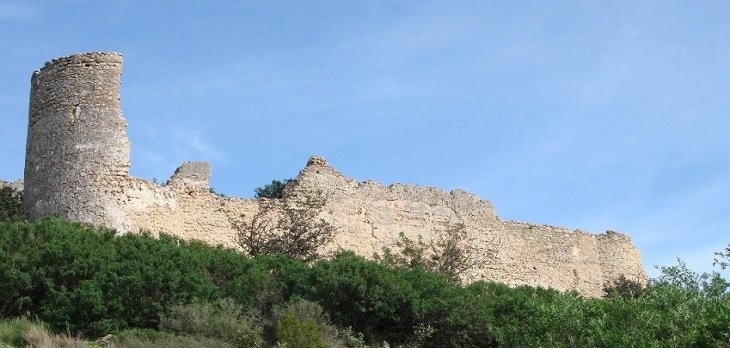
(287, 157, 646, 296)
(19, 52, 648, 297)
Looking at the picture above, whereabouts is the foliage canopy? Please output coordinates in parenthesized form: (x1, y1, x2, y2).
(0, 218, 729, 347)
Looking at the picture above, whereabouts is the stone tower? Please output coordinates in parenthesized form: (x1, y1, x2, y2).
(24, 52, 132, 230)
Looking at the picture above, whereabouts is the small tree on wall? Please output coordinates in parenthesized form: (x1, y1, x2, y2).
(254, 179, 292, 199)
(232, 189, 334, 262)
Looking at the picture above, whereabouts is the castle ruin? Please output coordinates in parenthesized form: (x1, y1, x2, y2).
(17, 52, 647, 297)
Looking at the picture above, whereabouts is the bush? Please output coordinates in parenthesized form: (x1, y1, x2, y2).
(113, 328, 234, 348)
(309, 252, 498, 347)
(0, 218, 220, 335)
(603, 274, 646, 299)
(2, 218, 728, 346)
(275, 300, 329, 348)
(0, 317, 89, 348)
(160, 299, 263, 348)
(0, 317, 34, 347)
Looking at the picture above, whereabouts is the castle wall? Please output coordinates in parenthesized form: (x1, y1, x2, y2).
(287, 157, 647, 297)
(121, 162, 258, 247)
(20, 53, 647, 297)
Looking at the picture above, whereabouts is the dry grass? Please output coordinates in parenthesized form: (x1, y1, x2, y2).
(0, 318, 91, 348)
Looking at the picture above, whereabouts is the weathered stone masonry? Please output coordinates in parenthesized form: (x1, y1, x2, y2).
(18, 52, 647, 297)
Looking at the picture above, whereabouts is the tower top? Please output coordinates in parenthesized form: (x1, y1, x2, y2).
(35, 52, 122, 73)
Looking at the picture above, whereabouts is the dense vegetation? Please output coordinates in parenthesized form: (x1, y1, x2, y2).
(0, 218, 728, 347)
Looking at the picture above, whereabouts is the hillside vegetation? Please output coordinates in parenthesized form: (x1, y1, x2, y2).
(0, 184, 728, 346)
(0, 217, 728, 347)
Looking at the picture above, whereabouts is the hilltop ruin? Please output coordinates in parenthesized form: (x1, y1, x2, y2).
(15, 52, 647, 296)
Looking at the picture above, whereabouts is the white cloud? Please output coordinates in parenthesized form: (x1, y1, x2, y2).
(128, 122, 224, 182)
(172, 127, 224, 162)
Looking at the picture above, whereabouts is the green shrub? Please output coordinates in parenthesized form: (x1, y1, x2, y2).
(0, 317, 90, 348)
(0, 218, 121, 333)
(114, 328, 234, 348)
(308, 251, 417, 343)
(0, 218, 220, 335)
(220, 254, 310, 317)
(2, 218, 728, 346)
(603, 274, 646, 299)
(160, 299, 263, 348)
(0, 317, 33, 347)
(309, 251, 499, 347)
(335, 326, 367, 348)
(275, 301, 329, 348)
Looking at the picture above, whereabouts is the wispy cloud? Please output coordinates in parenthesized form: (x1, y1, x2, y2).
(128, 123, 225, 181)
(170, 126, 224, 162)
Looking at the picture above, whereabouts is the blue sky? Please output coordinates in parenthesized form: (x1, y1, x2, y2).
(1, 1, 728, 278)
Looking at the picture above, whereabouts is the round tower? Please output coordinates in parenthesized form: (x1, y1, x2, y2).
(24, 52, 131, 230)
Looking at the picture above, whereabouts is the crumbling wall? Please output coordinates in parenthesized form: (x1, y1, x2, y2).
(287, 157, 647, 297)
(20, 52, 648, 297)
(122, 162, 257, 247)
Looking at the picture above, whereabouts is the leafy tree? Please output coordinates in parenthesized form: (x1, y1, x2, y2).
(232, 190, 334, 262)
(254, 179, 292, 199)
(714, 243, 730, 270)
(0, 218, 220, 335)
(309, 251, 498, 347)
(0, 186, 23, 222)
(309, 251, 420, 343)
(374, 223, 485, 282)
(603, 274, 646, 299)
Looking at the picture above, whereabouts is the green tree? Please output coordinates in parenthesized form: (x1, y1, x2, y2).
(374, 223, 485, 282)
(714, 243, 730, 270)
(255, 179, 292, 199)
(232, 190, 334, 262)
(0, 186, 23, 222)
